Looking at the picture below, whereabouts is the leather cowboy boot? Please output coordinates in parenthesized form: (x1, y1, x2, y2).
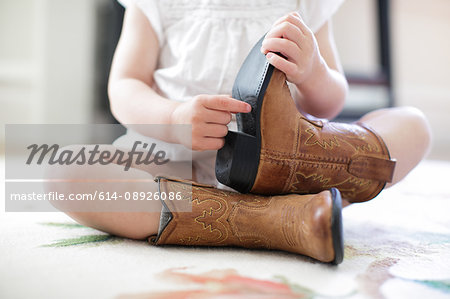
(216, 35, 396, 203)
(149, 177, 344, 264)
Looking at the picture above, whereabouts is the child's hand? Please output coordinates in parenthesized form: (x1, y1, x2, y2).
(261, 12, 322, 85)
(171, 95, 251, 151)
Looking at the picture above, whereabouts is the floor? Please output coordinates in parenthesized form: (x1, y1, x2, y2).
(1, 158, 450, 299)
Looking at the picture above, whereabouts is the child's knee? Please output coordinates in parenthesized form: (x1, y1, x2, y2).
(400, 106, 432, 152)
(404, 107, 431, 145)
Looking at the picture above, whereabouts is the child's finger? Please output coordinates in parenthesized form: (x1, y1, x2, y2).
(273, 12, 302, 28)
(202, 123, 229, 138)
(266, 52, 298, 78)
(288, 12, 313, 37)
(262, 22, 304, 54)
(203, 96, 251, 113)
(273, 12, 311, 37)
(204, 109, 232, 125)
(261, 38, 300, 63)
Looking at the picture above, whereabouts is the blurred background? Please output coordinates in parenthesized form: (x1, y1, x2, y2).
(0, 0, 449, 159)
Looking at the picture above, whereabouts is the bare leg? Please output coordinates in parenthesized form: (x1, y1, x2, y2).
(358, 106, 432, 187)
(44, 145, 192, 240)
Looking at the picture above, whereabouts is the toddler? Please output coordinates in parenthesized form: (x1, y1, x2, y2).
(47, 0, 431, 261)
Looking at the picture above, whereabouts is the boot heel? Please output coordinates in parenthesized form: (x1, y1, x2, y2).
(216, 131, 259, 193)
(330, 188, 344, 265)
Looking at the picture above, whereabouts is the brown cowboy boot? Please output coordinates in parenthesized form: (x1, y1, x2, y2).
(216, 35, 396, 203)
(148, 177, 344, 264)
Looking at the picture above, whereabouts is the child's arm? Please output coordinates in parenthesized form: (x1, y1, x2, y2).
(261, 13, 348, 119)
(108, 4, 250, 151)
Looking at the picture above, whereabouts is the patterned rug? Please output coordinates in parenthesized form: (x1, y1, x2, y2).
(1, 159, 449, 299)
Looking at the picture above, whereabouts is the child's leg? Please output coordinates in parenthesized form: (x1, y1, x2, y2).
(44, 145, 191, 240)
(358, 106, 432, 187)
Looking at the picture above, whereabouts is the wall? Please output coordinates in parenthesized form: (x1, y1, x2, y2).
(0, 0, 106, 150)
(391, 0, 450, 160)
(334, 0, 450, 160)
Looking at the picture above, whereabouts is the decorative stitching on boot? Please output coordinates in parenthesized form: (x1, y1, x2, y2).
(261, 156, 348, 172)
(261, 148, 351, 164)
(291, 172, 372, 197)
(185, 194, 230, 245)
(281, 204, 297, 247)
(285, 114, 302, 192)
(304, 128, 341, 150)
(256, 62, 270, 95)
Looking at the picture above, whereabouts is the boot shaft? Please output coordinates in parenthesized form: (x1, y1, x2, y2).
(251, 68, 396, 202)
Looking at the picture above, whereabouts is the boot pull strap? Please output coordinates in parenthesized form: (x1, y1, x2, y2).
(348, 156, 396, 183)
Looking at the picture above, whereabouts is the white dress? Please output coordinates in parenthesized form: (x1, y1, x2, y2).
(114, 0, 345, 186)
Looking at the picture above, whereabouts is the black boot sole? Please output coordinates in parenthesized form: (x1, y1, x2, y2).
(330, 187, 344, 265)
(215, 35, 274, 193)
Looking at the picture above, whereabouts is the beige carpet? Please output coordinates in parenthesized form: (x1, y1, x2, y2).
(1, 159, 450, 299)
